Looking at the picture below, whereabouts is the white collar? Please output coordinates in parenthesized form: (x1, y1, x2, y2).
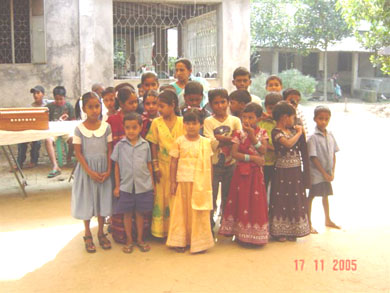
(78, 121, 108, 138)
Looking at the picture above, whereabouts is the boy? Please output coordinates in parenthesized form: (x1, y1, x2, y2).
(265, 75, 283, 93)
(16, 85, 50, 169)
(307, 106, 340, 233)
(111, 113, 154, 253)
(204, 89, 242, 227)
(232, 67, 262, 105)
(258, 92, 282, 192)
(283, 88, 308, 135)
(229, 89, 251, 117)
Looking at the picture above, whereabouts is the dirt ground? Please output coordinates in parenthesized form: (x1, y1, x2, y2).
(0, 101, 389, 293)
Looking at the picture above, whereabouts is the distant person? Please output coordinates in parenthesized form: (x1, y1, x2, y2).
(307, 106, 340, 233)
(265, 75, 283, 94)
(232, 67, 262, 105)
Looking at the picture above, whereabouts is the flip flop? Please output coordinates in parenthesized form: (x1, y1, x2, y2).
(136, 242, 151, 252)
(47, 170, 61, 178)
(83, 236, 96, 253)
(122, 243, 134, 254)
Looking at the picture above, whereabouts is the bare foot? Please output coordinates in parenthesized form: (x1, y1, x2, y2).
(326, 221, 341, 229)
(310, 227, 319, 234)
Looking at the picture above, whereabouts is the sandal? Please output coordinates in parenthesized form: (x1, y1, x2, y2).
(122, 243, 134, 254)
(174, 247, 186, 253)
(136, 242, 151, 252)
(98, 233, 112, 250)
(83, 235, 96, 253)
(47, 169, 61, 178)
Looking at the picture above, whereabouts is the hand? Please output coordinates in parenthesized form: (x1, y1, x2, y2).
(89, 170, 103, 182)
(251, 156, 265, 167)
(113, 187, 120, 197)
(154, 169, 162, 183)
(324, 173, 333, 182)
(170, 182, 177, 196)
(59, 113, 69, 121)
(294, 125, 303, 135)
(215, 134, 231, 143)
(100, 171, 110, 182)
(243, 123, 255, 137)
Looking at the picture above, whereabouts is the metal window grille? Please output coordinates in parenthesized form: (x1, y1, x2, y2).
(113, 2, 219, 79)
(0, 0, 31, 64)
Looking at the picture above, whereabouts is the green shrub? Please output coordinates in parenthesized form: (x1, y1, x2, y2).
(251, 69, 317, 100)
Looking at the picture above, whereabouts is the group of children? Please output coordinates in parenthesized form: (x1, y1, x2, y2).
(66, 60, 341, 254)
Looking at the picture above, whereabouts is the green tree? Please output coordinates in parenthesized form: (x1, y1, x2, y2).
(293, 0, 351, 100)
(338, 0, 390, 75)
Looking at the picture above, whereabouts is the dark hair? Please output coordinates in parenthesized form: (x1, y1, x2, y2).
(272, 101, 296, 121)
(123, 112, 143, 126)
(117, 86, 137, 104)
(243, 102, 263, 118)
(137, 83, 142, 89)
(229, 90, 251, 104)
(115, 82, 135, 92)
(75, 92, 100, 120)
(141, 72, 158, 84)
(102, 87, 115, 97)
(175, 58, 192, 71)
(158, 90, 180, 116)
(208, 88, 229, 104)
(184, 81, 203, 96)
(314, 105, 331, 118)
(264, 92, 283, 107)
(53, 86, 66, 97)
(233, 67, 251, 79)
(183, 108, 204, 124)
(91, 83, 104, 93)
(159, 84, 176, 93)
(283, 88, 301, 100)
(266, 75, 283, 87)
(143, 89, 159, 104)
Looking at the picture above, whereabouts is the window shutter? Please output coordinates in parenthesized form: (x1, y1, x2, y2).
(31, 0, 45, 64)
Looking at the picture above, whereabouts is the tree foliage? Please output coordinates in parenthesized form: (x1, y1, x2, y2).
(338, 0, 390, 75)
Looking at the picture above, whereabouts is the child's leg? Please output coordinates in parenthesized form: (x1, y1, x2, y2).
(220, 164, 235, 211)
(30, 141, 41, 165)
(97, 215, 111, 249)
(322, 196, 340, 229)
(211, 165, 222, 228)
(83, 219, 96, 252)
(17, 143, 28, 167)
(45, 138, 60, 171)
(123, 212, 134, 245)
(307, 194, 318, 233)
(135, 212, 150, 252)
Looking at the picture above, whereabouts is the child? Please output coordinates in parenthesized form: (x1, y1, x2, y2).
(258, 92, 282, 192)
(203, 89, 242, 227)
(167, 109, 214, 253)
(307, 106, 340, 233)
(232, 67, 262, 105)
(283, 88, 308, 135)
(229, 89, 251, 117)
(16, 86, 49, 169)
(141, 90, 159, 138)
(111, 113, 154, 253)
(71, 92, 113, 253)
(146, 90, 184, 238)
(269, 101, 310, 242)
(102, 87, 117, 120)
(265, 75, 283, 94)
(219, 103, 269, 245)
(137, 72, 160, 115)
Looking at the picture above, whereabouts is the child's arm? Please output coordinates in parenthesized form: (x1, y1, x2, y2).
(113, 163, 120, 197)
(311, 156, 333, 182)
(231, 143, 264, 167)
(147, 161, 156, 194)
(150, 143, 161, 183)
(101, 141, 112, 182)
(170, 157, 179, 196)
(74, 144, 103, 182)
(332, 154, 336, 180)
(278, 125, 303, 148)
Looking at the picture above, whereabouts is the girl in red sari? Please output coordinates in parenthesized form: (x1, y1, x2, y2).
(219, 103, 269, 245)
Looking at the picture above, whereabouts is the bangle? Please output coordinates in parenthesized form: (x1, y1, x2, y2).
(244, 154, 250, 162)
(254, 141, 262, 149)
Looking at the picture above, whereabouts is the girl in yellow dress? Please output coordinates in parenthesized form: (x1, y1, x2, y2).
(146, 90, 184, 238)
(167, 109, 214, 253)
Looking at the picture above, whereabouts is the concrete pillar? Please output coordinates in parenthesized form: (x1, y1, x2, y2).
(219, 0, 250, 92)
(79, 0, 114, 93)
(351, 52, 359, 95)
(272, 51, 279, 75)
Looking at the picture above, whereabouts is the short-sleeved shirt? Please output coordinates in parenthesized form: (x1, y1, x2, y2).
(258, 118, 277, 166)
(169, 136, 213, 182)
(111, 136, 153, 194)
(307, 127, 339, 185)
(107, 111, 125, 147)
(31, 99, 50, 107)
(47, 102, 75, 121)
(203, 115, 242, 166)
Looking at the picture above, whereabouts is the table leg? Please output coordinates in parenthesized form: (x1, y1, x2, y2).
(1, 146, 28, 197)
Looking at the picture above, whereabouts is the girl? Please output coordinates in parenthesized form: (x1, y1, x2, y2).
(269, 101, 310, 242)
(219, 103, 269, 245)
(146, 90, 184, 238)
(71, 92, 113, 253)
(141, 90, 159, 138)
(167, 109, 214, 253)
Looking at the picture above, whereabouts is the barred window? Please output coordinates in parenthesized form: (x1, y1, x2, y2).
(0, 0, 45, 64)
(113, 2, 219, 79)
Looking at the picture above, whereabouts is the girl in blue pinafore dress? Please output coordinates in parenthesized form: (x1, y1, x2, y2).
(71, 92, 113, 253)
